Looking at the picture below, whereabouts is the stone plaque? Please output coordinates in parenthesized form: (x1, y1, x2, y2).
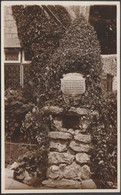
(61, 73, 86, 95)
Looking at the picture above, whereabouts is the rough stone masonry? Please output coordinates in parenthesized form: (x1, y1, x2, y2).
(42, 105, 97, 189)
(41, 73, 97, 189)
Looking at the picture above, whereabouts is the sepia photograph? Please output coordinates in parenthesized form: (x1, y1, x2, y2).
(1, 1, 120, 193)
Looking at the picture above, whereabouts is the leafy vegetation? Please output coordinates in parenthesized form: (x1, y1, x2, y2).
(13, 148, 48, 184)
(89, 92, 117, 188)
(5, 88, 34, 142)
(12, 5, 71, 100)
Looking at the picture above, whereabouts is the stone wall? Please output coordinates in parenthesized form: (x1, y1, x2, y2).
(42, 106, 96, 189)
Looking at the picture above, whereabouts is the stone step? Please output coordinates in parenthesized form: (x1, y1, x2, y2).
(42, 179, 96, 189)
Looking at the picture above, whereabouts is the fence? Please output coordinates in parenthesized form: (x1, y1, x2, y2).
(5, 142, 38, 167)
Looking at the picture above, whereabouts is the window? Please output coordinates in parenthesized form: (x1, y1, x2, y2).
(107, 74, 113, 92)
(22, 51, 32, 63)
(4, 49, 20, 63)
(4, 48, 32, 89)
(101, 73, 114, 93)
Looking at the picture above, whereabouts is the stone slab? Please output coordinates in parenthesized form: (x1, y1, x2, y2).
(42, 179, 82, 189)
(68, 128, 75, 135)
(42, 106, 63, 115)
(81, 179, 96, 189)
(63, 162, 81, 180)
(47, 165, 60, 179)
(48, 152, 74, 165)
(60, 128, 69, 132)
(69, 141, 90, 152)
(49, 140, 68, 152)
(68, 107, 88, 115)
(74, 133, 91, 143)
(81, 165, 91, 180)
(76, 153, 90, 164)
(47, 162, 91, 181)
(42, 106, 89, 116)
(49, 132, 72, 140)
(75, 130, 86, 135)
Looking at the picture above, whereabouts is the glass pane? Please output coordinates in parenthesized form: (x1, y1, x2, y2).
(5, 65, 20, 89)
(107, 74, 113, 92)
(5, 50, 19, 61)
(23, 64, 32, 86)
(24, 51, 31, 61)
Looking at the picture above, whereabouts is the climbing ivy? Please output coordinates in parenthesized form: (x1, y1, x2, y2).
(12, 5, 103, 109)
(88, 92, 117, 188)
(11, 4, 71, 183)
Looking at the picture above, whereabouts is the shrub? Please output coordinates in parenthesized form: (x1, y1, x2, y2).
(89, 92, 117, 188)
(12, 5, 71, 104)
(40, 15, 103, 109)
(12, 6, 102, 109)
(5, 88, 34, 142)
(7, 5, 71, 182)
(5, 93, 50, 181)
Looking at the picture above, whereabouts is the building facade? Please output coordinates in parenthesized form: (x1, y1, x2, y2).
(4, 5, 117, 92)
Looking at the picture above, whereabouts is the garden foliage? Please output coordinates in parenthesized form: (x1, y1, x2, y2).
(5, 88, 34, 142)
(89, 92, 117, 188)
(12, 5, 71, 100)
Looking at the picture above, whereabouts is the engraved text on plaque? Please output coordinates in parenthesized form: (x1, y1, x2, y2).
(61, 73, 86, 95)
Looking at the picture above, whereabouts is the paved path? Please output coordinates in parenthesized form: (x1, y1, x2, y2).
(5, 168, 55, 190)
(5, 168, 34, 190)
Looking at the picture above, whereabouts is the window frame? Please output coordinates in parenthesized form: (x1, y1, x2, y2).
(107, 73, 113, 92)
(4, 48, 32, 89)
(4, 48, 21, 63)
(22, 50, 32, 64)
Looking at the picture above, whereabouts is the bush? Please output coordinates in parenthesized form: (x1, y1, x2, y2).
(5, 87, 50, 180)
(12, 5, 71, 104)
(89, 92, 117, 188)
(5, 88, 34, 142)
(5, 91, 50, 181)
(8, 5, 71, 182)
(40, 15, 103, 108)
(13, 147, 48, 184)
